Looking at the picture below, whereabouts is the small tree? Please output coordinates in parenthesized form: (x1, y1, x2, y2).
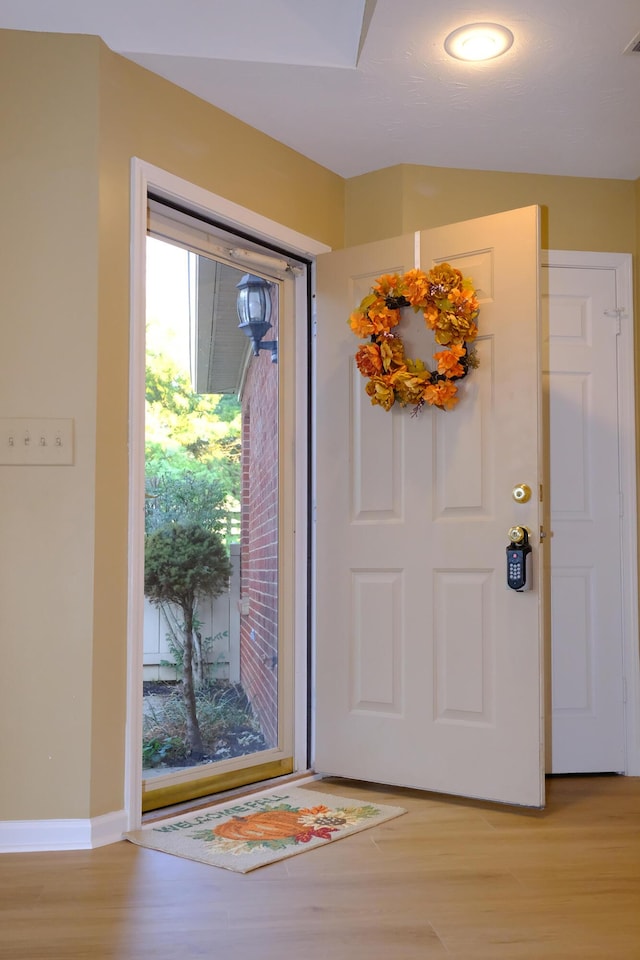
(144, 523, 232, 759)
(145, 461, 229, 538)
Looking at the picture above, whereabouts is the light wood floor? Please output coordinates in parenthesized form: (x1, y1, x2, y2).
(1, 775, 639, 959)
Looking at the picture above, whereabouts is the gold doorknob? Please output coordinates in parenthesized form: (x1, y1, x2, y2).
(508, 526, 526, 544)
(512, 483, 532, 504)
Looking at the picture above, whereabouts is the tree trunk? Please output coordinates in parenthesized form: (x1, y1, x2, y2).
(160, 602, 184, 677)
(194, 627, 205, 686)
(181, 603, 205, 759)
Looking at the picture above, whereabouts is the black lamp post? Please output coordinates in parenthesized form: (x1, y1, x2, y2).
(236, 274, 277, 363)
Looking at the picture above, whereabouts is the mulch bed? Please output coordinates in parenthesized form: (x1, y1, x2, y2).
(143, 679, 268, 767)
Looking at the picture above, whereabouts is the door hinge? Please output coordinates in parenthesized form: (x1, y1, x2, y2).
(604, 307, 623, 334)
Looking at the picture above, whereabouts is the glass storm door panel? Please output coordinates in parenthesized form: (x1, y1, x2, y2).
(141, 209, 296, 812)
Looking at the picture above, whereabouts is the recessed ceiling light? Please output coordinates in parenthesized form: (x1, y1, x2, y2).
(444, 22, 514, 62)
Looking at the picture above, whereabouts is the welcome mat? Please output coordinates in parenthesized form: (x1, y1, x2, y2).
(125, 786, 406, 873)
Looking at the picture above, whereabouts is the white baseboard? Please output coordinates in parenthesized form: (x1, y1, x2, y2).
(0, 809, 128, 852)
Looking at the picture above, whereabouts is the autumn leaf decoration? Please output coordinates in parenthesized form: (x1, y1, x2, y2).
(349, 264, 480, 413)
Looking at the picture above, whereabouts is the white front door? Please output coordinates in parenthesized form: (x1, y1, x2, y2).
(314, 207, 545, 808)
(544, 259, 627, 773)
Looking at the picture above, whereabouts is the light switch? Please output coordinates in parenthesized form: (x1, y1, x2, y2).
(0, 418, 74, 465)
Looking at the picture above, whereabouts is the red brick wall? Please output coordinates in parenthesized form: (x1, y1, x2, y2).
(239, 292, 279, 748)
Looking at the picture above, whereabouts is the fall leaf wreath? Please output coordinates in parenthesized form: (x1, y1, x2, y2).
(349, 264, 480, 413)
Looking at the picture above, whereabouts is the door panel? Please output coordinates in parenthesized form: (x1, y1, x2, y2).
(314, 207, 544, 807)
(544, 264, 625, 773)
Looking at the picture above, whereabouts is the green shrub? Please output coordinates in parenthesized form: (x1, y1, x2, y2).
(142, 682, 266, 769)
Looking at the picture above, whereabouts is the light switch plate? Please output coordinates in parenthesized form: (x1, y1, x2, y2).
(0, 418, 74, 465)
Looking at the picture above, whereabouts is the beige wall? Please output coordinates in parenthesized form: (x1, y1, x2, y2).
(346, 164, 637, 254)
(0, 32, 101, 819)
(0, 25, 637, 826)
(0, 29, 344, 822)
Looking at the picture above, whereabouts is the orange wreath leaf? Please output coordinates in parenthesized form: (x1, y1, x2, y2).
(349, 265, 479, 413)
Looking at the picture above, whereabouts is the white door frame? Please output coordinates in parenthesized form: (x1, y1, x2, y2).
(543, 250, 640, 776)
(125, 159, 329, 830)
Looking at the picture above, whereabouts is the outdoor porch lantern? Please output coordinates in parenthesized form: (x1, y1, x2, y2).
(236, 273, 278, 363)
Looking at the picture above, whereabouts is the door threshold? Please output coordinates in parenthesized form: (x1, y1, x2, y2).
(141, 770, 320, 824)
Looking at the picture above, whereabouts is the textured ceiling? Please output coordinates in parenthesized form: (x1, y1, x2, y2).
(2, 0, 639, 179)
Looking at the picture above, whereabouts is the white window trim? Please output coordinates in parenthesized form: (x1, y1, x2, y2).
(126, 159, 330, 829)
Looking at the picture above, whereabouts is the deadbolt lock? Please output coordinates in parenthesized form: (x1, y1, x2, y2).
(512, 483, 532, 504)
